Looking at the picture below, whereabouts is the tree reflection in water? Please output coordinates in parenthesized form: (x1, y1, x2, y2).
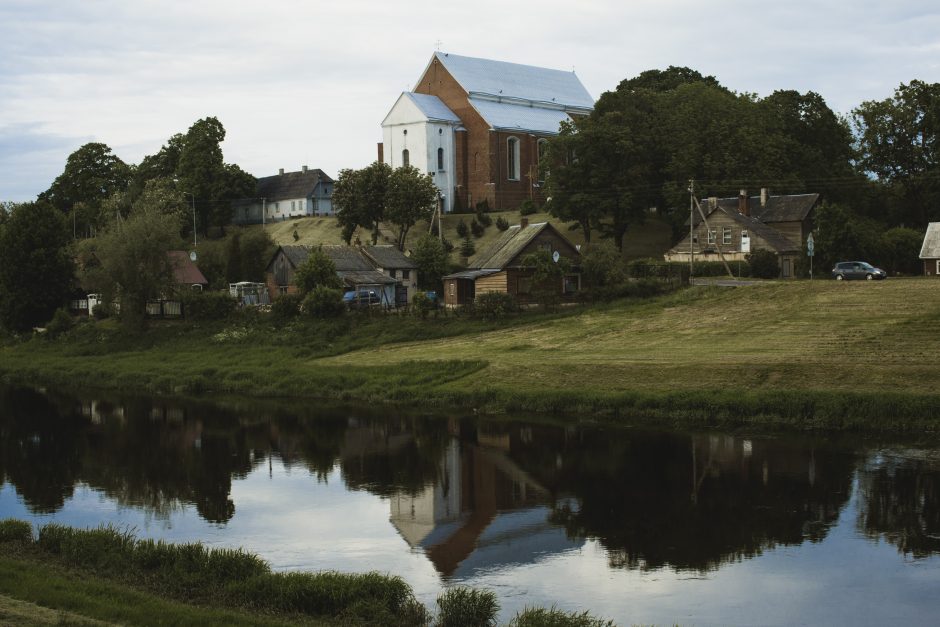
(1, 385, 938, 576)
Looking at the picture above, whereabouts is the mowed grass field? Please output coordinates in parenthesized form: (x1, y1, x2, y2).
(314, 279, 940, 397)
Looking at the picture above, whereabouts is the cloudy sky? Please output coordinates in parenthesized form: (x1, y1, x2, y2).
(1, 0, 938, 202)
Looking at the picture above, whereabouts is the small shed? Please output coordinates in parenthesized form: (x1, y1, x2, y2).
(920, 223, 940, 276)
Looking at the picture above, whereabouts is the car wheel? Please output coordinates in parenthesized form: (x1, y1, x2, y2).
(835, 274, 844, 281)
(866, 274, 874, 281)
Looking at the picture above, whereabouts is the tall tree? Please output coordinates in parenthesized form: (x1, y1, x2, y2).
(410, 234, 449, 291)
(543, 119, 604, 244)
(333, 162, 391, 244)
(853, 80, 940, 226)
(385, 166, 437, 251)
(39, 143, 131, 234)
(0, 202, 75, 332)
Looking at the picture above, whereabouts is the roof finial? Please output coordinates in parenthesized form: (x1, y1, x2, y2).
(435, 39, 443, 51)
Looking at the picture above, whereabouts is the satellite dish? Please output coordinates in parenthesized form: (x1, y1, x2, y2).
(190, 251, 197, 262)
(552, 251, 560, 263)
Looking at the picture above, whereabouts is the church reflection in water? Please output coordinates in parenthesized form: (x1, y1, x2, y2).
(1, 384, 938, 576)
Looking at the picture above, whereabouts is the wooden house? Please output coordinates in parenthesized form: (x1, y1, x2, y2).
(442, 219, 581, 307)
(919, 222, 940, 276)
(665, 189, 818, 278)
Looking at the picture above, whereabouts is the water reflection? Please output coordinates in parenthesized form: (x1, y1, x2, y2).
(1, 385, 939, 581)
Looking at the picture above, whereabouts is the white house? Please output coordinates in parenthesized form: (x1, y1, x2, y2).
(232, 166, 334, 225)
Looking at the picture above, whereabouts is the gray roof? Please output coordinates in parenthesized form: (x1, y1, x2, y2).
(431, 52, 594, 110)
(717, 208, 801, 253)
(361, 245, 418, 269)
(469, 99, 574, 134)
(256, 168, 333, 202)
(339, 270, 398, 286)
(471, 222, 570, 269)
(920, 222, 940, 259)
(405, 93, 461, 123)
(320, 245, 375, 272)
(279, 245, 312, 268)
(691, 193, 819, 227)
(443, 269, 501, 280)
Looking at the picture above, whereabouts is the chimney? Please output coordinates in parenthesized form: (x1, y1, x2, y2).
(278, 168, 284, 176)
(520, 217, 529, 229)
(708, 196, 718, 210)
(739, 189, 749, 216)
(760, 188, 769, 207)
(302, 165, 308, 173)
(377, 142, 384, 164)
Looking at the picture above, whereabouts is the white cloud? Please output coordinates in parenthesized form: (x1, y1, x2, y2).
(1, 0, 939, 201)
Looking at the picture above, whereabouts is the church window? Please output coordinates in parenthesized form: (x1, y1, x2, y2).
(507, 137, 520, 180)
(402, 149, 410, 168)
(437, 148, 444, 171)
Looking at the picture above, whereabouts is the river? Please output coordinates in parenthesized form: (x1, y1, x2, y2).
(1, 385, 938, 625)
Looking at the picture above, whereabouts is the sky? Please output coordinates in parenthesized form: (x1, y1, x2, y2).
(1, 0, 939, 202)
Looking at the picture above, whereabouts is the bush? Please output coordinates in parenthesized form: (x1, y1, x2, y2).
(460, 236, 476, 258)
(496, 216, 509, 231)
(474, 292, 519, 319)
(270, 293, 302, 322)
(747, 248, 780, 279)
(519, 200, 538, 216)
(510, 606, 615, 627)
(436, 587, 499, 627)
(470, 219, 484, 238)
(0, 519, 32, 543)
(476, 211, 492, 227)
(442, 237, 455, 254)
(412, 291, 437, 318)
(45, 307, 73, 338)
(182, 291, 237, 321)
(301, 286, 345, 318)
(456, 219, 469, 238)
(475, 199, 490, 213)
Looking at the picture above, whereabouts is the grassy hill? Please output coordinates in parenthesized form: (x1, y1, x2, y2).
(243, 211, 675, 261)
(3, 279, 940, 429)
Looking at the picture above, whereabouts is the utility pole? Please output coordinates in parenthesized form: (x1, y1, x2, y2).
(688, 180, 694, 285)
(262, 198, 266, 230)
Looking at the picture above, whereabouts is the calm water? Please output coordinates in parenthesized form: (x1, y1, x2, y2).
(1, 385, 939, 626)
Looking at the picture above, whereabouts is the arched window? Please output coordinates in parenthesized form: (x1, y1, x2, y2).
(507, 137, 520, 180)
(402, 149, 410, 168)
(437, 147, 444, 171)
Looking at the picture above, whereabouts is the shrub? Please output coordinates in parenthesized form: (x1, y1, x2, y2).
(747, 248, 780, 279)
(519, 200, 537, 216)
(476, 211, 492, 227)
(510, 606, 615, 627)
(436, 587, 499, 627)
(45, 307, 74, 338)
(302, 286, 345, 318)
(496, 216, 509, 231)
(0, 519, 32, 543)
(474, 292, 519, 319)
(412, 291, 437, 318)
(270, 293, 302, 322)
(182, 291, 237, 321)
(460, 236, 476, 258)
(442, 237, 455, 254)
(456, 219, 469, 238)
(470, 219, 484, 238)
(475, 199, 490, 213)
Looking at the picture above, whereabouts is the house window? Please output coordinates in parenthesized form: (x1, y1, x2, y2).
(723, 227, 732, 245)
(437, 148, 444, 171)
(707, 229, 716, 245)
(564, 275, 579, 294)
(402, 149, 410, 168)
(507, 137, 520, 180)
(401, 269, 410, 280)
(449, 282, 455, 296)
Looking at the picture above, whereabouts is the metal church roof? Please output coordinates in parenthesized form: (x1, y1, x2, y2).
(469, 99, 574, 134)
(404, 93, 461, 123)
(432, 52, 594, 109)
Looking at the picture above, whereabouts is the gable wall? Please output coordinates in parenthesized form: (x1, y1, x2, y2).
(510, 228, 581, 266)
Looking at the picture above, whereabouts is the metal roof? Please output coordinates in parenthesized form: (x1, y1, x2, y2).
(920, 222, 940, 259)
(405, 93, 461, 123)
(431, 52, 594, 109)
(442, 269, 501, 280)
(471, 222, 554, 269)
(469, 99, 573, 134)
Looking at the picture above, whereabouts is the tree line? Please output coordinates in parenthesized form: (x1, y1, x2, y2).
(544, 67, 939, 271)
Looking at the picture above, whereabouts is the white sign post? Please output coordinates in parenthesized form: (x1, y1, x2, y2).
(806, 233, 815, 280)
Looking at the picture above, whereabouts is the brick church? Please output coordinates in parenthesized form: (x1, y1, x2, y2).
(380, 52, 594, 213)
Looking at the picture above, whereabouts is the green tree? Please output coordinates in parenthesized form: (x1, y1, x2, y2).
(580, 241, 625, 292)
(813, 203, 884, 272)
(239, 228, 276, 282)
(853, 80, 940, 226)
(520, 249, 571, 309)
(385, 166, 438, 251)
(294, 247, 342, 296)
(333, 162, 391, 244)
(543, 119, 604, 244)
(0, 202, 75, 332)
(39, 143, 131, 235)
(881, 227, 924, 275)
(410, 234, 449, 290)
(85, 204, 181, 332)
